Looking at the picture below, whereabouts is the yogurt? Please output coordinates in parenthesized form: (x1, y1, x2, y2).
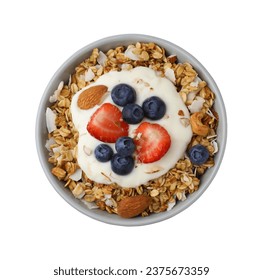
(71, 67, 192, 188)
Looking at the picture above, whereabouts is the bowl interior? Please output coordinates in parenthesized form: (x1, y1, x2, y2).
(36, 34, 227, 226)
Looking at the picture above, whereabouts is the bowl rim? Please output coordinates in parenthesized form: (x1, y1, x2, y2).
(36, 34, 227, 226)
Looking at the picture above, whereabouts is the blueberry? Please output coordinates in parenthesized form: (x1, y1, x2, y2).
(142, 96, 166, 120)
(94, 144, 113, 162)
(188, 144, 209, 165)
(115, 137, 135, 156)
(122, 103, 144, 124)
(111, 83, 136, 106)
(111, 154, 134, 175)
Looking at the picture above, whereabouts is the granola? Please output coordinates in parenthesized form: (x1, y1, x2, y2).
(45, 42, 218, 217)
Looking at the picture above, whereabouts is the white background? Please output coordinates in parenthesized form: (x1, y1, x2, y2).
(1, 0, 262, 279)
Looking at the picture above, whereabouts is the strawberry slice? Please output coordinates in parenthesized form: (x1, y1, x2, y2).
(134, 122, 171, 163)
(87, 103, 129, 143)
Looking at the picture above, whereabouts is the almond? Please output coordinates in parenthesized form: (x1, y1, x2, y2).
(167, 54, 177, 63)
(117, 195, 151, 218)
(77, 85, 108, 109)
(178, 109, 184, 116)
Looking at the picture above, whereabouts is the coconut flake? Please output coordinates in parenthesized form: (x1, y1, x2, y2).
(211, 140, 219, 154)
(97, 51, 107, 66)
(79, 74, 85, 81)
(124, 46, 140, 60)
(46, 108, 57, 133)
(85, 68, 95, 82)
(49, 81, 64, 103)
(190, 76, 202, 87)
(180, 117, 190, 127)
(165, 68, 176, 83)
(56, 155, 63, 166)
(104, 194, 113, 207)
(167, 200, 176, 211)
(82, 200, 99, 210)
(188, 96, 205, 113)
(69, 169, 82, 181)
(57, 80, 63, 92)
(45, 137, 56, 151)
(57, 81, 64, 90)
(187, 77, 202, 101)
(68, 75, 71, 87)
(181, 192, 187, 201)
(207, 134, 217, 139)
(52, 146, 62, 154)
(83, 145, 92, 156)
(106, 199, 114, 207)
(187, 91, 197, 102)
(206, 108, 216, 118)
(49, 92, 58, 103)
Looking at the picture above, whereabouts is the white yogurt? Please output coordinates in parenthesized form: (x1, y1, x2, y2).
(71, 67, 192, 188)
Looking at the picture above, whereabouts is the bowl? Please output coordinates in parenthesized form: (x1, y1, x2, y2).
(36, 34, 227, 226)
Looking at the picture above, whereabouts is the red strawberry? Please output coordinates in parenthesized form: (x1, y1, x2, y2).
(134, 122, 171, 163)
(87, 103, 129, 143)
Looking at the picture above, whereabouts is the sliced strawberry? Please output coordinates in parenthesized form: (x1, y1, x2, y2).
(87, 103, 129, 143)
(134, 122, 171, 163)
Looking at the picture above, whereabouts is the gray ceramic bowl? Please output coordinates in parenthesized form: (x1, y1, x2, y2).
(36, 34, 227, 226)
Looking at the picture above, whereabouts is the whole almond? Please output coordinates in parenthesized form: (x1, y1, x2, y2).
(77, 85, 108, 109)
(117, 195, 151, 218)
